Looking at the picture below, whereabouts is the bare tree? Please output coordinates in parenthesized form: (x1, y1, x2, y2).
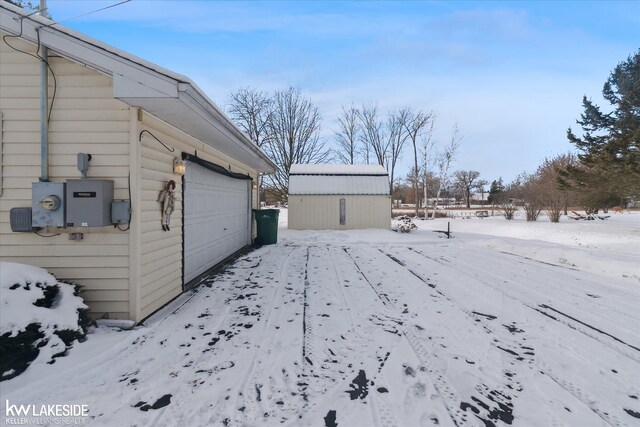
(453, 170, 482, 209)
(227, 87, 272, 149)
(507, 172, 543, 221)
(358, 105, 387, 167)
(334, 105, 360, 164)
(521, 173, 544, 221)
(263, 87, 328, 199)
(500, 203, 517, 220)
(431, 124, 461, 219)
(386, 110, 410, 195)
(404, 109, 435, 217)
(538, 153, 578, 218)
(514, 153, 579, 222)
(227, 87, 272, 204)
(420, 120, 435, 218)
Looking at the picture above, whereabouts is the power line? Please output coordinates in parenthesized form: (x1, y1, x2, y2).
(40, 0, 132, 29)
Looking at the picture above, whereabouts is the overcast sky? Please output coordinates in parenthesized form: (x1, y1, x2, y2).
(44, 0, 639, 183)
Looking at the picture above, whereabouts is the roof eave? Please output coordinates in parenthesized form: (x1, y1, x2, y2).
(0, 2, 276, 173)
(176, 84, 276, 172)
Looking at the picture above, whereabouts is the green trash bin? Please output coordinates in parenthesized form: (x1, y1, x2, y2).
(253, 209, 279, 245)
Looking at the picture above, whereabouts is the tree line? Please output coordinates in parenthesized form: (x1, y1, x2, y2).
(484, 50, 639, 222)
(228, 50, 638, 220)
(228, 87, 462, 216)
(390, 50, 640, 222)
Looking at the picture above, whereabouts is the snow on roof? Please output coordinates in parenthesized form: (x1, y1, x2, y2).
(289, 164, 388, 176)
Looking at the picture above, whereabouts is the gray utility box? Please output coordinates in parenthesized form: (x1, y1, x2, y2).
(111, 200, 130, 224)
(66, 179, 114, 227)
(11, 207, 35, 232)
(32, 182, 66, 228)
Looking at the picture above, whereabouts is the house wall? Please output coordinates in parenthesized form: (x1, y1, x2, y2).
(135, 110, 259, 320)
(0, 33, 261, 322)
(0, 33, 132, 319)
(288, 195, 391, 230)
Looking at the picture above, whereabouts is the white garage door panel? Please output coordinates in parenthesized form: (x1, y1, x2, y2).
(184, 162, 250, 283)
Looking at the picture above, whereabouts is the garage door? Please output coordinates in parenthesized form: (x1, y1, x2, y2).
(183, 161, 251, 284)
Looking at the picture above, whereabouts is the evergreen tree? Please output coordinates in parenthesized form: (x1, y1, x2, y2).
(488, 178, 505, 204)
(561, 50, 640, 209)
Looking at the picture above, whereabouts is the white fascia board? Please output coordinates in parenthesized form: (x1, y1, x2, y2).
(0, 3, 275, 173)
(178, 84, 276, 173)
(41, 30, 179, 98)
(113, 73, 177, 98)
(0, 8, 178, 98)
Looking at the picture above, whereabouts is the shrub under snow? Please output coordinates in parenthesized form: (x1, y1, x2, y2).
(0, 262, 91, 381)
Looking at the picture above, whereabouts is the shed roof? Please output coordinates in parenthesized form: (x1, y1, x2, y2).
(289, 164, 389, 195)
(0, 2, 275, 173)
(289, 164, 387, 176)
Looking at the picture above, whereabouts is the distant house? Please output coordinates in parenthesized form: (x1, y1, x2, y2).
(288, 164, 391, 230)
(470, 192, 489, 202)
(0, 3, 275, 322)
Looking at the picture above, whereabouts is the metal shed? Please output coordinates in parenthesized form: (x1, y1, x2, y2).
(288, 164, 391, 230)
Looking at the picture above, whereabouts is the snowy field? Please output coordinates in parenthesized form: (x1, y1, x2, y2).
(2, 211, 639, 426)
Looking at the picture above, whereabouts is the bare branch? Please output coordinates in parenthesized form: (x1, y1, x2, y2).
(262, 87, 329, 199)
(386, 110, 410, 195)
(227, 87, 272, 148)
(334, 105, 360, 164)
(453, 170, 481, 209)
(430, 123, 461, 218)
(358, 105, 388, 167)
(403, 108, 436, 217)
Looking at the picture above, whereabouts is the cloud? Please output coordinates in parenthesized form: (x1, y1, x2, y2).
(429, 8, 536, 43)
(47, 0, 637, 182)
(49, 1, 377, 35)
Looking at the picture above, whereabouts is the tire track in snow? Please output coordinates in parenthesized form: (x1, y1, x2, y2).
(187, 246, 299, 425)
(536, 360, 625, 427)
(387, 248, 613, 426)
(469, 245, 639, 325)
(328, 247, 356, 328)
(230, 246, 299, 425)
(299, 246, 401, 427)
(296, 246, 316, 420)
(343, 248, 468, 427)
(326, 247, 399, 427)
(402, 246, 634, 426)
(413, 246, 640, 364)
(326, 246, 450, 427)
(486, 248, 639, 324)
(535, 304, 640, 353)
(373, 247, 529, 427)
(302, 247, 312, 369)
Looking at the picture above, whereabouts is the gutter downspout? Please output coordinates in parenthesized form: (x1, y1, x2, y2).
(39, 0, 48, 181)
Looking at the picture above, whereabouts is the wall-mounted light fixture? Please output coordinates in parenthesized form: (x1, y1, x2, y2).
(252, 182, 258, 190)
(173, 158, 186, 175)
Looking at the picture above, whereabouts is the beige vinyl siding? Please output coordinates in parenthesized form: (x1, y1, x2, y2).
(0, 33, 131, 319)
(137, 111, 258, 320)
(288, 195, 391, 230)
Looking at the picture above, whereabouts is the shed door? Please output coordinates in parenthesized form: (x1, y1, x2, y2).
(183, 161, 251, 284)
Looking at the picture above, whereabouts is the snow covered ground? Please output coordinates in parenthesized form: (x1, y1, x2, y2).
(0, 263, 88, 381)
(2, 211, 639, 426)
